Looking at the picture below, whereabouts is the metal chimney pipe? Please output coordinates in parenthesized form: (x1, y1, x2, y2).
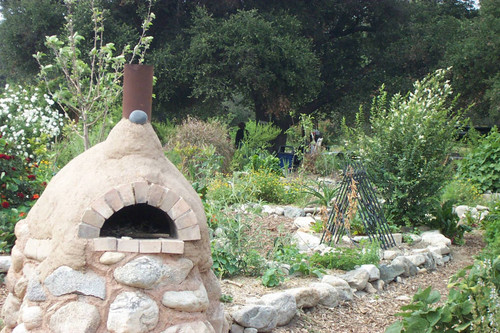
(122, 64, 154, 121)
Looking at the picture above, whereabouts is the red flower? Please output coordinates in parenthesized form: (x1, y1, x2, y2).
(42, 181, 47, 187)
(19, 212, 26, 217)
(25, 157, 31, 162)
(27, 175, 36, 180)
(1, 201, 9, 209)
(16, 192, 24, 198)
(11, 167, 16, 171)
(32, 194, 39, 200)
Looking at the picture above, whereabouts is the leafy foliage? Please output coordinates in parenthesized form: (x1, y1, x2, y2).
(458, 127, 500, 193)
(428, 200, 471, 245)
(350, 69, 462, 226)
(309, 241, 380, 271)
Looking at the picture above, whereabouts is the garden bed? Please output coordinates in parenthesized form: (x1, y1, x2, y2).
(219, 211, 485, 333)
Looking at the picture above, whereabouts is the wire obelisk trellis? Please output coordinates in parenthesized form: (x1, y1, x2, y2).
(321, 160, 396, 250)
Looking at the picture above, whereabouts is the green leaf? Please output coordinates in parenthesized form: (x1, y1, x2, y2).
(385, 321, 404, 333)
(455, 322, 471, 331)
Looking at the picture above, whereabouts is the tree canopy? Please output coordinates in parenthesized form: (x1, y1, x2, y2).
(0, 0, 498, 131)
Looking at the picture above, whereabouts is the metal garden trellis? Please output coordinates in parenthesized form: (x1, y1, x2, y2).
(321, 160, 396, 250)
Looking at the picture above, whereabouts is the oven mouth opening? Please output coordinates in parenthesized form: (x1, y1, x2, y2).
(100, 204, 172, 239)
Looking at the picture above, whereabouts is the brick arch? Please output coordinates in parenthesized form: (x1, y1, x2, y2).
(77, 181, 201, 254)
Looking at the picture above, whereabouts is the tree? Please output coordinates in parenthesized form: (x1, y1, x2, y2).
(34, 0, 154, 150)
(182, 8, 322, 147)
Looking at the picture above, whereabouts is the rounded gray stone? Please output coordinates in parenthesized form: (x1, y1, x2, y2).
(108, 291, 159, 333)
(114, 256, 164, 289)
(49, 302, 100, 333)
(44, 266, 106, 299)
(232, 305, 278, 332)
(129, 110, 148, 124)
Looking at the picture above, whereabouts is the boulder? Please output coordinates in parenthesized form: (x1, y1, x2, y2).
(44, 266, 106, 299)
(161, 285, 210, 312)
(49, 302, 100, 333)
(283, 206, 305, 218)
(420, 231, 451, 247)
(107, 291, 159, 333)
(310, 283, 341, 307)
(391, 257, 417, 277)
(379, 264, 405, 283)
(285, 287, 320, 309)
(340, 269, 370, 291)
(231, 305, 278, 333)
(292, 231, 321, 252)
(359, 264, 380, 282)
(260, 292, 297, 326)
(293, 216, 316, 231)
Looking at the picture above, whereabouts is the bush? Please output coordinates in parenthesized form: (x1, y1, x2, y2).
(166, 116, 234, 172)
(458, 127, 500, 193)
(309, 241, 380, 271)
(350, 69, 462, 226)
(0, 137, 51, 252)
(428, 200, 471, 245)
(441, 177, 482, 206)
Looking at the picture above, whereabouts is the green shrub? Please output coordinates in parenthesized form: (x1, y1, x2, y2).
(314, 152, 343, 177)
(166, 116, 234, 172)
(350, 69, 462, 227)
(428, 200, 471, 245)
(386, 256, 500, 333)
(208, 205, 266, 278)
(441, 177, 482, 206)
(309, 241, 380, 271)
(483, 201, 500, 256)
(458, 127, 500, 193)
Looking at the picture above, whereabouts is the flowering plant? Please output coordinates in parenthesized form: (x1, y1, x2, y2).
(0, 84, 64, 159)
(0, 136, 49, 253)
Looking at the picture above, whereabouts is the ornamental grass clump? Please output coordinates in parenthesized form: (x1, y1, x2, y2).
(350, 69, 462, 227)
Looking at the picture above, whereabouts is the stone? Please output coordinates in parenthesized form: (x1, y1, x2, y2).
(379, 264, 405, 282)
(293, 231, 321, 252)
(392, 233, 403, 245)
(26, 277, 46, 302)
(262, 205, 275, 215)
(100, 252, 126, 265)
(244, 329, 258, 333)
(161, 284, 209, 312)
(129, 110, 148, 124)
(309, 283, 341, 307)
(285, 287, 320, 309)
(406, 234, 422, 243)
(231, 324, 245, 333)
(44, 266, 106, 299)
(107, 291, 159, 333)
(420, 231, 452, 247)
(476, 205, 489, 211)
(443, 255, 451, 263)
(12, 324, 27, 333)
(423, 253, 437, 271)
(360, 264, 380, 281)
(231, 305, 278, 332)
(383, 250, 401, 260)
(340, 268, 370, 291)
(428, 244, 451, 255)
(454, 205, 469, 219)
(391, 257, 417, 277)
(161, 321, 216, 333)
(114, 256, 164, 289)
(275, 207, 285, 216)
(0, 256, 11, 272)
(364, 282, 377, 294)
(283, 206, 305, 218)
(321, 275, 350, 289)
(14, 278, 28, 299)
(24, 239, 52, 261)
(371, 279, 385, 291)
(260, 292, 297, 326)
(1, 293, 21, 328)
(405, 254, 426, 267)
(396, 295, 411, 302)
(50, 302, 100, 333)
(161, 258, 194, 285)
(21, 306, 43, 330)
(293, 216, 316, 230)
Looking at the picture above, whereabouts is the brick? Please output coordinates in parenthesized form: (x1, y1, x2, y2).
(104, 189, 124, 212)
(139, 240, 162, 253)
(91, 197, 114, 219)
(81, 208, 105, 228)
(93, 237, 117, 251)
(147, 184, 166, 207)
(176, 225, 201, 241)
(78, 223, 100, 239)
(161, 239, 184, 254)
(173, 210, 197, 230)
(168, 197, 191, 220)
(117, 238, 139, 252)
(158, 189, 180, 213)
(116, 184, 135, 207)
(133, 181, 150, 204)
